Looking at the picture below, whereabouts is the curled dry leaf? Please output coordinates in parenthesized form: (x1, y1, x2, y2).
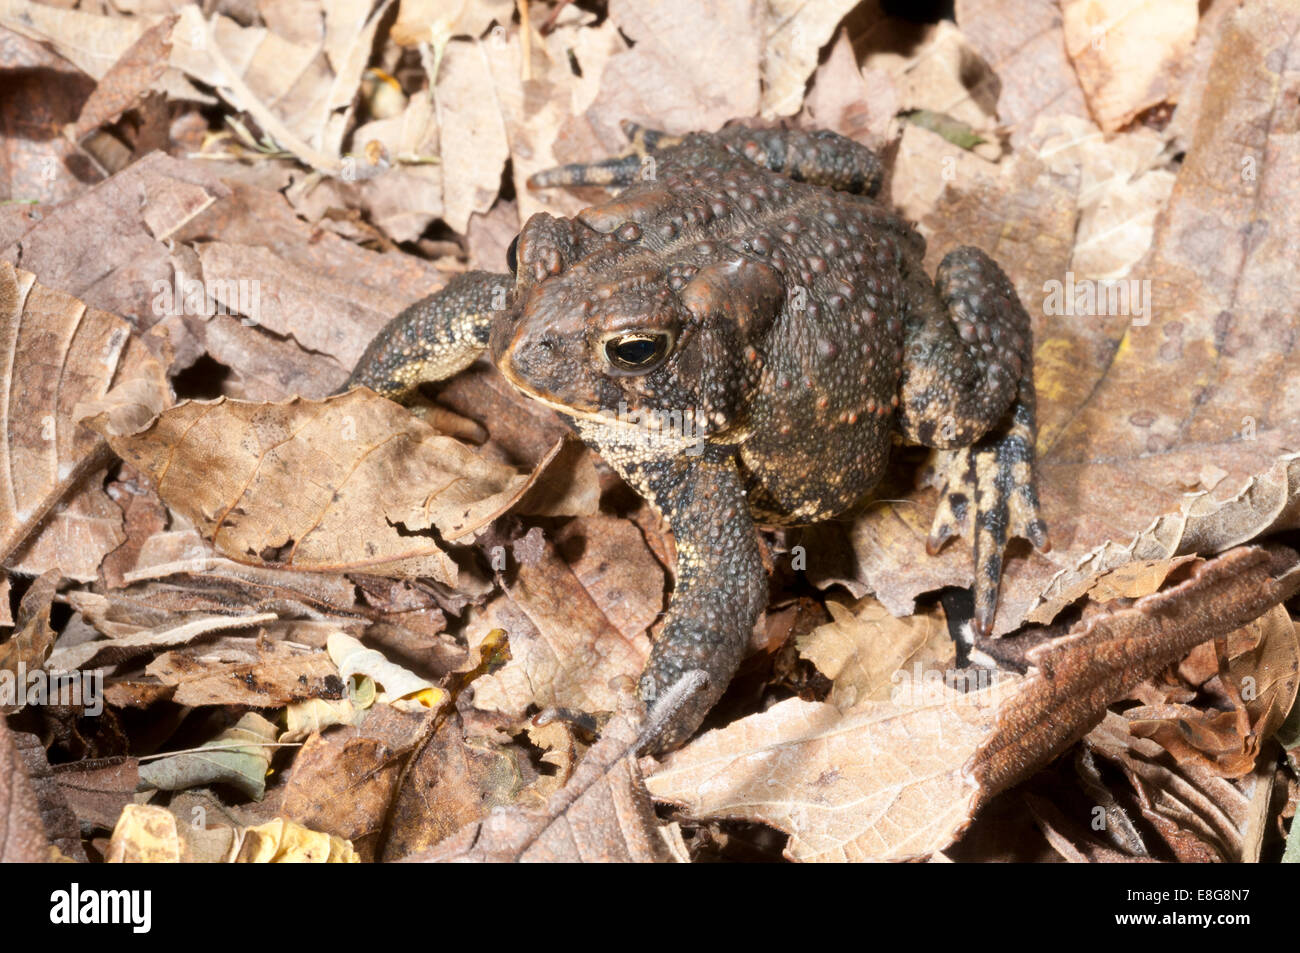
(105, 804, 181, 863)
(1029, 454, 1300, 625)
(136, 711, 279, 799)
(1126, 604, 1300, 778)
(971, 547, 1300, 805)
(46, 610, 278, 672)
(650, 548, 1296, 861)
(234, 818, 359, 863)
(1086, 711, 1252, 861)
(326, 631, 445, 709)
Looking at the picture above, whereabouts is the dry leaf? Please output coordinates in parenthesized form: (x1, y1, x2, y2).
(971, 548, 1300, 803)
(66, 14, 176, 139)
(136, 712, 279, 799)
(0, 712, 48, 861)
(234, 817, 359, 863)
(647, 680, 1023, 862)
(105, 803, 180, 863)
(467, 527, 651, 718)
(412, 712, 676, 863)
(327, 630, 445, 708)
(1062, 0, 1197, 132)
(280, 703, 432, 860)
(382, 712, 524, 861)
(95, 391, 542, 583)
(1127, 605, 1300, 777)
(796, 596, 953, 710)
(145, 640, 343, 708)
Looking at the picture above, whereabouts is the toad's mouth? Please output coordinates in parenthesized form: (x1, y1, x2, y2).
(495, 362, 606, 423)
(498, 362, 752, 448)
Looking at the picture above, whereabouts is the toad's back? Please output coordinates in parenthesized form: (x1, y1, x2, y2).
(519, 128, 935, 522)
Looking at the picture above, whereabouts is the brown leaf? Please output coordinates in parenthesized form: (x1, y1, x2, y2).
(955, 0, 1091, 147)
(1126, 605, 1300, 777)
(0, 568, 60, 686)
(95, 391, 543, 583)
(647, 680, 1023, 862)
(411, 712, 678, 863)
(146, 641, 343, 708)
(1062, 0, 1197, 132)
(67, 15, 177, 140)
(1, 154, 229, 323)
(574, 0, 760, 159)
(848, 3, 1300, 636)
(0, 713, 51, 861)
(52, 757, 140, 833)
(0, 29, 97, 207)
(970, 547, 1300, 804)
(1030, 455, 1300, 625)
(47, 610, 278, 672)
(467, 527, 652, 718)
(1086, 711, 1251, 861)
(280, 703, 432, 861)
(0, 264, 143, 579)
(436, 40, 510, 233)
(382, 712, 524, 861)
(10, 730, 86, 861)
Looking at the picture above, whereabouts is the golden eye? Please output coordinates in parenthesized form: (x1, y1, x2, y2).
(604, 332, 672, 373)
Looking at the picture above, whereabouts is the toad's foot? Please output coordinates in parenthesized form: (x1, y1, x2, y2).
(925, 397, 1050, 637)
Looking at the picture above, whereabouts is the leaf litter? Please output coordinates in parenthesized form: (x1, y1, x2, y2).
(0, 0, 1296, 863)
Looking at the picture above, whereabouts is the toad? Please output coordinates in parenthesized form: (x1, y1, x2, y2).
(347, 123, 1049, 750)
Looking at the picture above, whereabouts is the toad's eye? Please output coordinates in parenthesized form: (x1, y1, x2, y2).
(506, 234, 519, 275)
(603, 332, 673, 374)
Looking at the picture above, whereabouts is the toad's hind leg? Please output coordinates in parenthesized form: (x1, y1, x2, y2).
(344, 271, 510, 401)
(528, 121, 884, 197)
(707, 125, 884, 196)
(897, 247, 1049, 636)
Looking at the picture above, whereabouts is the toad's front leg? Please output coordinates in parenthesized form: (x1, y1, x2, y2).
(600, 441, 768, 753)
(345, 271, 511, 400)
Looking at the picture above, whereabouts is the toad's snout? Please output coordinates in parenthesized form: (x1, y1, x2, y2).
(492, 315, 579, 403)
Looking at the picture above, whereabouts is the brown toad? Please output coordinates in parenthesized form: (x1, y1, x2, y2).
(347, 123, 1049, 750)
